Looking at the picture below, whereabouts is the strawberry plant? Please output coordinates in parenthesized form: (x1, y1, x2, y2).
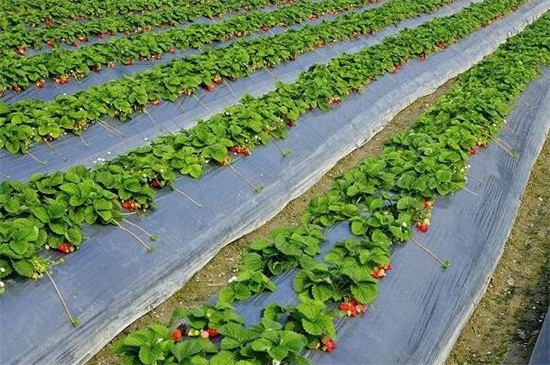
(112, 11, 550, 363)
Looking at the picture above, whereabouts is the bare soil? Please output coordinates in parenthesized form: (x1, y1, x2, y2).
(89, 78, 550, 365)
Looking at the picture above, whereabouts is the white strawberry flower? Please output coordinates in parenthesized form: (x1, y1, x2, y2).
(0, 267, 6, 273)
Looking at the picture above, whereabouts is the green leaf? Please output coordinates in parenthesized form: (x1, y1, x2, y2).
(351, 283, 378, 304)
(350, 220, 367, 236)
(12, 259, 34, 277)
(49, 221, 68, 235)
(32, 206, 50, 223)
(172, 340, 202, 362)
(65, 227, 83, 245)
(138, 345, 163, 365)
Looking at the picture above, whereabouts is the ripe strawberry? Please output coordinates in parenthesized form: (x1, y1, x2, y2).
(207, 328, 218, 338)
(122, 201, 133, 210)
(36, 80, 46, 89)
(149, 99, 161, 106)
(16, 46, 27, 56)
(339, 302, 351, 312)
(470, 146, 477, 155)
(371, 267, 386, 279)
(204, 84, 215, 92)
(436, 41, 446, 49)
(262, 25, 270, 32)
(149, 179, 161, 189)
(71, 40, 79, 47)
(44, 17, 53, 26)
(212, 75, 222, 84)
(418, 53, 426, 61)
(200, 330, 210, 339)
(12, 85, 21, 92)
(95, 32, 104, 39)
(57, 243, 73, 254)
(383, 264, 392, 271)
(79, 35, 89, 42)
(320, 337, 336, 353)
(171, 329, 183, 341)
(286, 119, 296, 127)
(416, 222, 429, 233)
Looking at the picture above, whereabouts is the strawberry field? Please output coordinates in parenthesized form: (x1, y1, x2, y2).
(0, 0, 549, 363)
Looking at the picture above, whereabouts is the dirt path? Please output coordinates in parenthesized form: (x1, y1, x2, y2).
(89, 78, 549, 365)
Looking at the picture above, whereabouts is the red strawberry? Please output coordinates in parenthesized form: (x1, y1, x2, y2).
(57, 243, 73, 254)
(200, 330, 210, 339)
(286, 119, 296, 127)
(79, 35, 89, 42)
(339, 302, 351, 312)
(171, 329, 183, 341)
(36, 80, 46, 89)
(204, 84, 215, 92)
(122, 201, 133, 210)
(12, 85, 21, 92)
(71, 40, 79, 47)
(44, 17, 53, 26)
(212, 75, 222, 84)
(416, 222, 429, 233)
(149, 179, 161, 189)
(383, 264, 392, 271)
(470, 146, 477, 155)
(207, 328, 218, 338)
(320, 337, 336, 353)
(95, 32, 104, 39)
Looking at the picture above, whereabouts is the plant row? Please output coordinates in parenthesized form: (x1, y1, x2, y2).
(0, 0, 238, 31)
(0, 0, 529, 292)
(0, 0, 457, 155)
(0, 0, 297, 56)
(112, 12, 550, 364)
(0, 0, 378, 93)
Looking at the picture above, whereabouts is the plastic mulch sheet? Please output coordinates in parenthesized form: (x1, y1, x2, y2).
(530, 305, 550, 364)
(0, 1, 548, 363)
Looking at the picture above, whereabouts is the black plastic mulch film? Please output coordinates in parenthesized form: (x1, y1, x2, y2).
(0, 0, 548, 364)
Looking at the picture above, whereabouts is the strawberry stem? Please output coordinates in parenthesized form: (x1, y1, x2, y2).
(468, 172, 485, 183)
(46, 271, 80, 327)
(411, 237, 450, 269)
(504, 125, 518, 135)
(97, 119, 126, 138)
(146, 111, 169, 134)
(113, 221, 154, 251)
(44, 139, 68, 162)
(451, 181, 479, 196)
(173, 187, 203, 207)
(268, 132, 291, 157)
(223, 79, 238, 100)
(227, 163, 263, 194)
(192, 94, 213, 115)
(79, 135, 90, 146)
(122, 219, 156, 240)
(489, 135, 517, 158)
(26, 150, 47, 165)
